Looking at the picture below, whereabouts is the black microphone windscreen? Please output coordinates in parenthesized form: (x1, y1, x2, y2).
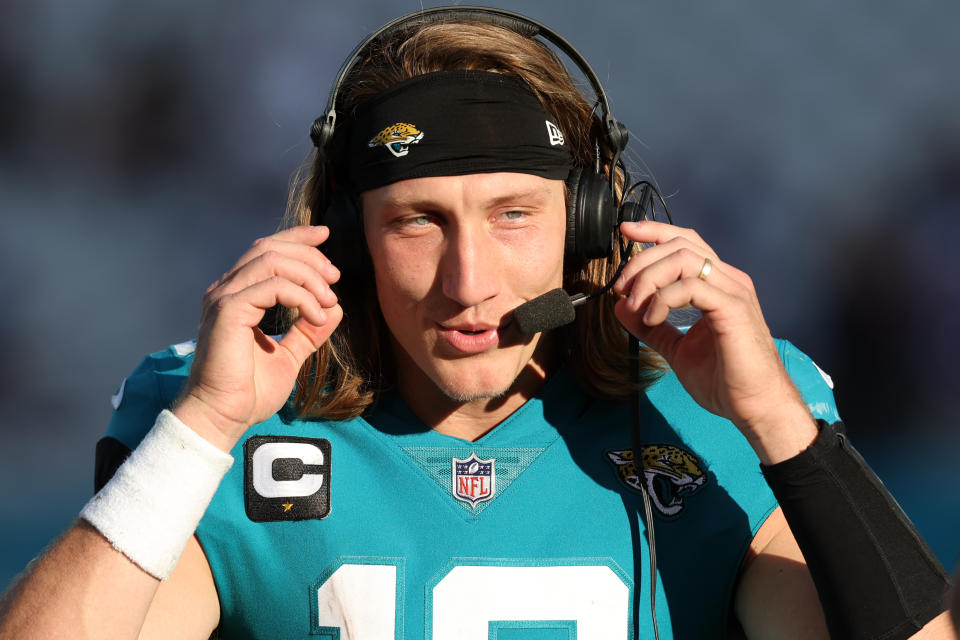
(513, 288, 576, 335)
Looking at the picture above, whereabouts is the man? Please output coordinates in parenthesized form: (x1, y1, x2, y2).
(0, 8, 953, 639)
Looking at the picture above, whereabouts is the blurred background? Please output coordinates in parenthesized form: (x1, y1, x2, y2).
(2, 0, 958, 591)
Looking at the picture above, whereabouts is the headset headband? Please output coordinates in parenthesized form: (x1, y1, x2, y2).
(310, 6, 628, 158)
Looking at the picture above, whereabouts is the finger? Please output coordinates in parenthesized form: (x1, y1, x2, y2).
(639, 277, 735, 327)
(216, 227, 339, 288)
(619, 220, 758, 295)
(241, 236, 339, 280)
(211, 276, 331, 330)
(269, 224, 333, 245)
(210, 251, 339, 308)
(619, 220, 719, 258)
(620, 252, 741, 317)
(613, 241, 729, 301)
(278, 304, 344, 366)
(615, 297, 685, 359)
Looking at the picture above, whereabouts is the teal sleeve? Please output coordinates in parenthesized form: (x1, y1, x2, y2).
(104, 342, 195, 450)
(777, 339, 842, 423)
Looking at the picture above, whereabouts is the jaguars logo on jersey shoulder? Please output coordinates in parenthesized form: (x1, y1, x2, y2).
(606, 444, 707, 518)
(369, 122, 424, 158)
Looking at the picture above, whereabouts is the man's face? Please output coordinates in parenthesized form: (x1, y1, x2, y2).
(362, 172, 566, 405)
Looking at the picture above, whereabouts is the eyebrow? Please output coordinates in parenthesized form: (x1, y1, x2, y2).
(382, 185, 554, 211)
(480, 186, 554, 209)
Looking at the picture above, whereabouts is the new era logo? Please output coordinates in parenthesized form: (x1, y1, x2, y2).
(545, 120, 565, 146)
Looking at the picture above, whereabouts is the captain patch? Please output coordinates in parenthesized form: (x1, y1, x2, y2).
(244, 436, 331, 522)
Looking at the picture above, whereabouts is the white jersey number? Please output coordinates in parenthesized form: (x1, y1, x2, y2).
(314, 561, 630, 639)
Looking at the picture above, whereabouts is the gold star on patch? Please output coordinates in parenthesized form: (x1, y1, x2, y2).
(282, 502, 294, 512)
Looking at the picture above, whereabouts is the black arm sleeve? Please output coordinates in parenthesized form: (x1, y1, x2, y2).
(761, 421, 950, 640)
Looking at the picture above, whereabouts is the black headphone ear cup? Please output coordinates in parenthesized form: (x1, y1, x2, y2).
(310, 115, 336, 152)
(564, 166, 582, 262)
(318, 192, 364, 277)
(260, 172, 361, 335)
(569, 167, 617, 264)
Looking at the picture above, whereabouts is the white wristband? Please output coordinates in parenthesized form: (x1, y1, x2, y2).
(80, 409, 234, 579)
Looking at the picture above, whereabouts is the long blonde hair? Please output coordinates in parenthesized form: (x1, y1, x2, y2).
(283, 19, 666, 420)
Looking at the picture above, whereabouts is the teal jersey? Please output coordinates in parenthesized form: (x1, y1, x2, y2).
(102, 339, 839, 639)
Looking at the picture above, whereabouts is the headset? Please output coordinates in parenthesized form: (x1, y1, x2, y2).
(308, 5, 657, 269)
(305, 8, 666, 638)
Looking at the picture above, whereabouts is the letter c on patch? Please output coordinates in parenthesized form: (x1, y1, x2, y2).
(252, 442, 325, 498)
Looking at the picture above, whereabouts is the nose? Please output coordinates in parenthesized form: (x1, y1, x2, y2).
(440, 224, 500, 308)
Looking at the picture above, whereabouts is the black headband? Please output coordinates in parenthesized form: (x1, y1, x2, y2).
(345, 70, 574, 193)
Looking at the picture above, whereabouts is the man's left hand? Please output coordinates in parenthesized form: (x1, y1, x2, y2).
(611, 220, 817, 463)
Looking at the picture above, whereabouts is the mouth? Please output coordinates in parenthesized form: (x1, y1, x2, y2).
(437, 320, 510, 354)
(443, 318, 508, 333)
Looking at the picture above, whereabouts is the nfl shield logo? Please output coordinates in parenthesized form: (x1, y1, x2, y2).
(452, 453, 496, 508)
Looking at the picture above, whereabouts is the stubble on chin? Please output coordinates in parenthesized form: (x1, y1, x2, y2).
(438, 380, 513, 404)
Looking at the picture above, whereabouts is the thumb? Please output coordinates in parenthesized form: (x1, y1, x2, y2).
(614, 298, 683, 363)
(278, 304, 344, 367)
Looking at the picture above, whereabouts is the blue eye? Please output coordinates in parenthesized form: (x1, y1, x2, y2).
(503, 211, 524, 220)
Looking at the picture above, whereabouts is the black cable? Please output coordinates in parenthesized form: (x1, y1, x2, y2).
(630, 337, 660, 640)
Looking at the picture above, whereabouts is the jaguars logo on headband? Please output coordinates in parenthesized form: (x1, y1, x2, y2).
(369, 122, 424, 158)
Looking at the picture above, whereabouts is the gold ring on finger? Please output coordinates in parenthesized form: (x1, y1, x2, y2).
(698, 257, 713, 281)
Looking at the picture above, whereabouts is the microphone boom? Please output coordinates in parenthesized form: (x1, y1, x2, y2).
(513, 288, 576, 335)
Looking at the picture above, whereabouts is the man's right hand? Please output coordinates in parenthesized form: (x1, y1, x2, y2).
(172, 225, 343, 452)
